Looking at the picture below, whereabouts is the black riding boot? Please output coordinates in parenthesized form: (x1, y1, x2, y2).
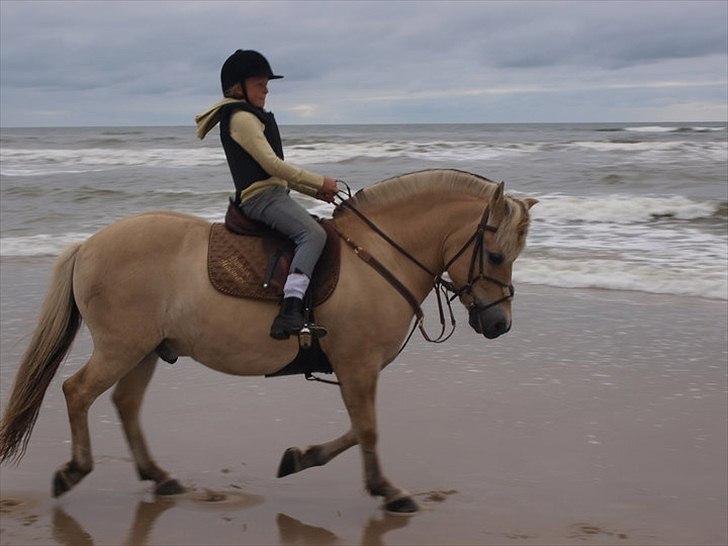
(270, 297, 305, 340)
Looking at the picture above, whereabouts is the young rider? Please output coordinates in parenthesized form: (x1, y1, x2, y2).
(195, 49, 338, 340)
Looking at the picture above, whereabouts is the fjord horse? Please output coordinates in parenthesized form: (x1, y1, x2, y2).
(0, 169, 536, 513)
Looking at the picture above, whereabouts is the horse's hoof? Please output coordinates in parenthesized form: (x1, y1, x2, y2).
(277, 447, 302, 478)
(384, 496, 419, 514)
(155, 479, 185, 496)
(52, 470, 72, 498)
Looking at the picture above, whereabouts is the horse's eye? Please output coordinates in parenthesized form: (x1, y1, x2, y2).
(488, 252, 504, 265)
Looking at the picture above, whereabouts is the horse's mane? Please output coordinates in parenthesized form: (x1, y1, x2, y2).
(336, 169, 532, 258)
(341, 169, 496, 209)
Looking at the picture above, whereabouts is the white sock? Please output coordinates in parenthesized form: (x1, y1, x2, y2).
(283, 273, 310, 300)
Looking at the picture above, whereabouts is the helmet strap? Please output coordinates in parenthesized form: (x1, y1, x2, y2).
(241, 80, 250, 103)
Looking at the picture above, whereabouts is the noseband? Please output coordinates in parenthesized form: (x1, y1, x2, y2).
(333, 195, 515, 347)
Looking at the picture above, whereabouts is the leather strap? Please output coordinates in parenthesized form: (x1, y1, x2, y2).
(334, 228, 424, 322)
(337, 201, 436, 279)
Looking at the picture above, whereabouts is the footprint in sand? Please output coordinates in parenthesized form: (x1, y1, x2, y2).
(414, 489, 459, 503)
(0, 495, 40, 516)
(172, 487, 264, 511)
(568, 523, 628, 540)
(0, 499, 22, 513)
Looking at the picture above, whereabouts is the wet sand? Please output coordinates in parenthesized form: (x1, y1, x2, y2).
(1, 256, 726, 545)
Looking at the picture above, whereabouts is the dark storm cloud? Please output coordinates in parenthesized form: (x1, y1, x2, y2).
(1, 0, 726, 125)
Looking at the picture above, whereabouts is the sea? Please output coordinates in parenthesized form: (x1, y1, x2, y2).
(1, 122, 726, 300)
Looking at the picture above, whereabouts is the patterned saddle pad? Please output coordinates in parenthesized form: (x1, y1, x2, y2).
(207, 202, 340, 306)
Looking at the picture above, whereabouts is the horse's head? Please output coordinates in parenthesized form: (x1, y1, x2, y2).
(444, 181, 537, 339)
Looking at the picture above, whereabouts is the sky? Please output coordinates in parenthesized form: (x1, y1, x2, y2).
(1, 0, 726, 126)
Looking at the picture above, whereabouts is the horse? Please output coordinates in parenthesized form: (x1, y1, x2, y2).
(0, 168, 537, 513)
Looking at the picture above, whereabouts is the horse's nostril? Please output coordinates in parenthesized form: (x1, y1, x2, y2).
(495, 321, 507, 334)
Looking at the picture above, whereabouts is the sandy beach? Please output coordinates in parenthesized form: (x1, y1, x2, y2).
(1, 256, 726, 545)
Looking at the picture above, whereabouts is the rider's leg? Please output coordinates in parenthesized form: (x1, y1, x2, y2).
(239, 187, 326, 338)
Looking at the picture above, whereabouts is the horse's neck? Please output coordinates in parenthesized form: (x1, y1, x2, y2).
(339, 193, 466, 296)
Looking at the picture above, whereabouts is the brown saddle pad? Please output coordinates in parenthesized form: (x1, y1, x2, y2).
(207, 202, 340, 306)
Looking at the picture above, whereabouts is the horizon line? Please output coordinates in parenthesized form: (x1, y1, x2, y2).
(1, 120, 726, 129)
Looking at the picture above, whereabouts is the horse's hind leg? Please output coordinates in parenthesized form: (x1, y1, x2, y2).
(53, 349, 141, 497)
(112, 353, 184, 495)
(277, 429, 358, 478)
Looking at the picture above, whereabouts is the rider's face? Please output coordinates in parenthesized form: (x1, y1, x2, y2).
(244, 76, 269, 108)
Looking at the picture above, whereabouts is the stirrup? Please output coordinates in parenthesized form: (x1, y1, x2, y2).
(298, 323, 327, 349)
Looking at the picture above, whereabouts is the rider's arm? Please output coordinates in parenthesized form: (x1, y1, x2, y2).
(229, 111, 325, 193)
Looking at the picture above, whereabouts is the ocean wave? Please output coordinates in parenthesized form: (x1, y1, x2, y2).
(624, 126, 681, 133)
(287, 140, 537, 163)
(4, 229, 724, 301)
(0, 147, 227, 175)
(153, 188, 233, 198)
(571, 140, 688, 152)
(676, 126, 726, 132)
(1, 168, 110, 177)
(531, 194, 722, 224)
(2, 135, 724, 176)
(624, 125, 726, 133)
(515, 256, 727, 300)
(0, 232, 92, 257)
(567, 140, 726, 162)
(0, 140, 539, 175)
(100, 130, 144, 136)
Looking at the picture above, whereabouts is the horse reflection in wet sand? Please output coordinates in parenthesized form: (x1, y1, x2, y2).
(0, 169, 536, 513)
(47, 500, 408, 546)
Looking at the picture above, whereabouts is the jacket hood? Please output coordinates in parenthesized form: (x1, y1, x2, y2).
(194, 97, 246, 139)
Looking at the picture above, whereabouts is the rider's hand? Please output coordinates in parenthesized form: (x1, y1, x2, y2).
(318, 177, 338, 203)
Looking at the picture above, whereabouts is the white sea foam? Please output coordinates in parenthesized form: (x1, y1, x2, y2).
(0, 141, 536, 176)
(514, 256, 727, 300)
(0, 148, 227, 176)
(2, 135, 724, 176)
(624, 125, 725, 133)
(624, 126, 680, 133)
(564, 140, 726, 162)
(530, 194, 720, 224)
(285, 140, 535, 163)
(0, 168, 110, 177)
(0, 232, 92, 257)
(570, 140, 689, 152)
(689, 126, 726, 132)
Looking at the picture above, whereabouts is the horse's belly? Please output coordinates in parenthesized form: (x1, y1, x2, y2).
(172, 286, 301, 376)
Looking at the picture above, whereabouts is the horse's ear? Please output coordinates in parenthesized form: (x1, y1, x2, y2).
(523, 197, 539, 210)
(493, 181, 505, 203)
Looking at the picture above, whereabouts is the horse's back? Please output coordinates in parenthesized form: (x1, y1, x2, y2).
(73, 211, 212, 324)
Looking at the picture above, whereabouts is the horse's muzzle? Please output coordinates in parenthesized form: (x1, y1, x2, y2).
(469, 305, 511, 339)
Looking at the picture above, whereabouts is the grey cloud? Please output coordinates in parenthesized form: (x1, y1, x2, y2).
(1, 0, 726, 126)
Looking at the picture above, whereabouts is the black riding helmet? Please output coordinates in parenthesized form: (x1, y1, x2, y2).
(220, 50, 283, 94)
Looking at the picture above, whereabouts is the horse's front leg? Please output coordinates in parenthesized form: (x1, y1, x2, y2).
(336, 360, 418, 513)
(277, 429, 357, 478)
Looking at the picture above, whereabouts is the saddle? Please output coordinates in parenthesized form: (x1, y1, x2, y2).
(207, 201, 341, 306)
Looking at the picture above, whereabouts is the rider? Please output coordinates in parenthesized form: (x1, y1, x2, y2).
(195, 49, 338, 339)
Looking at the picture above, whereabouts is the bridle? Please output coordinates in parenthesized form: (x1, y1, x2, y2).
(331, 184, 515, 347)
(441, 204, 515, 312)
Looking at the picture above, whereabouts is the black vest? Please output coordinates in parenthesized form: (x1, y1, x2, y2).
(219, 102, 284, 201)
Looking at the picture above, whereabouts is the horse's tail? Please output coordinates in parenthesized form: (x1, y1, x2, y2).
(0, 243, 82, 464)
